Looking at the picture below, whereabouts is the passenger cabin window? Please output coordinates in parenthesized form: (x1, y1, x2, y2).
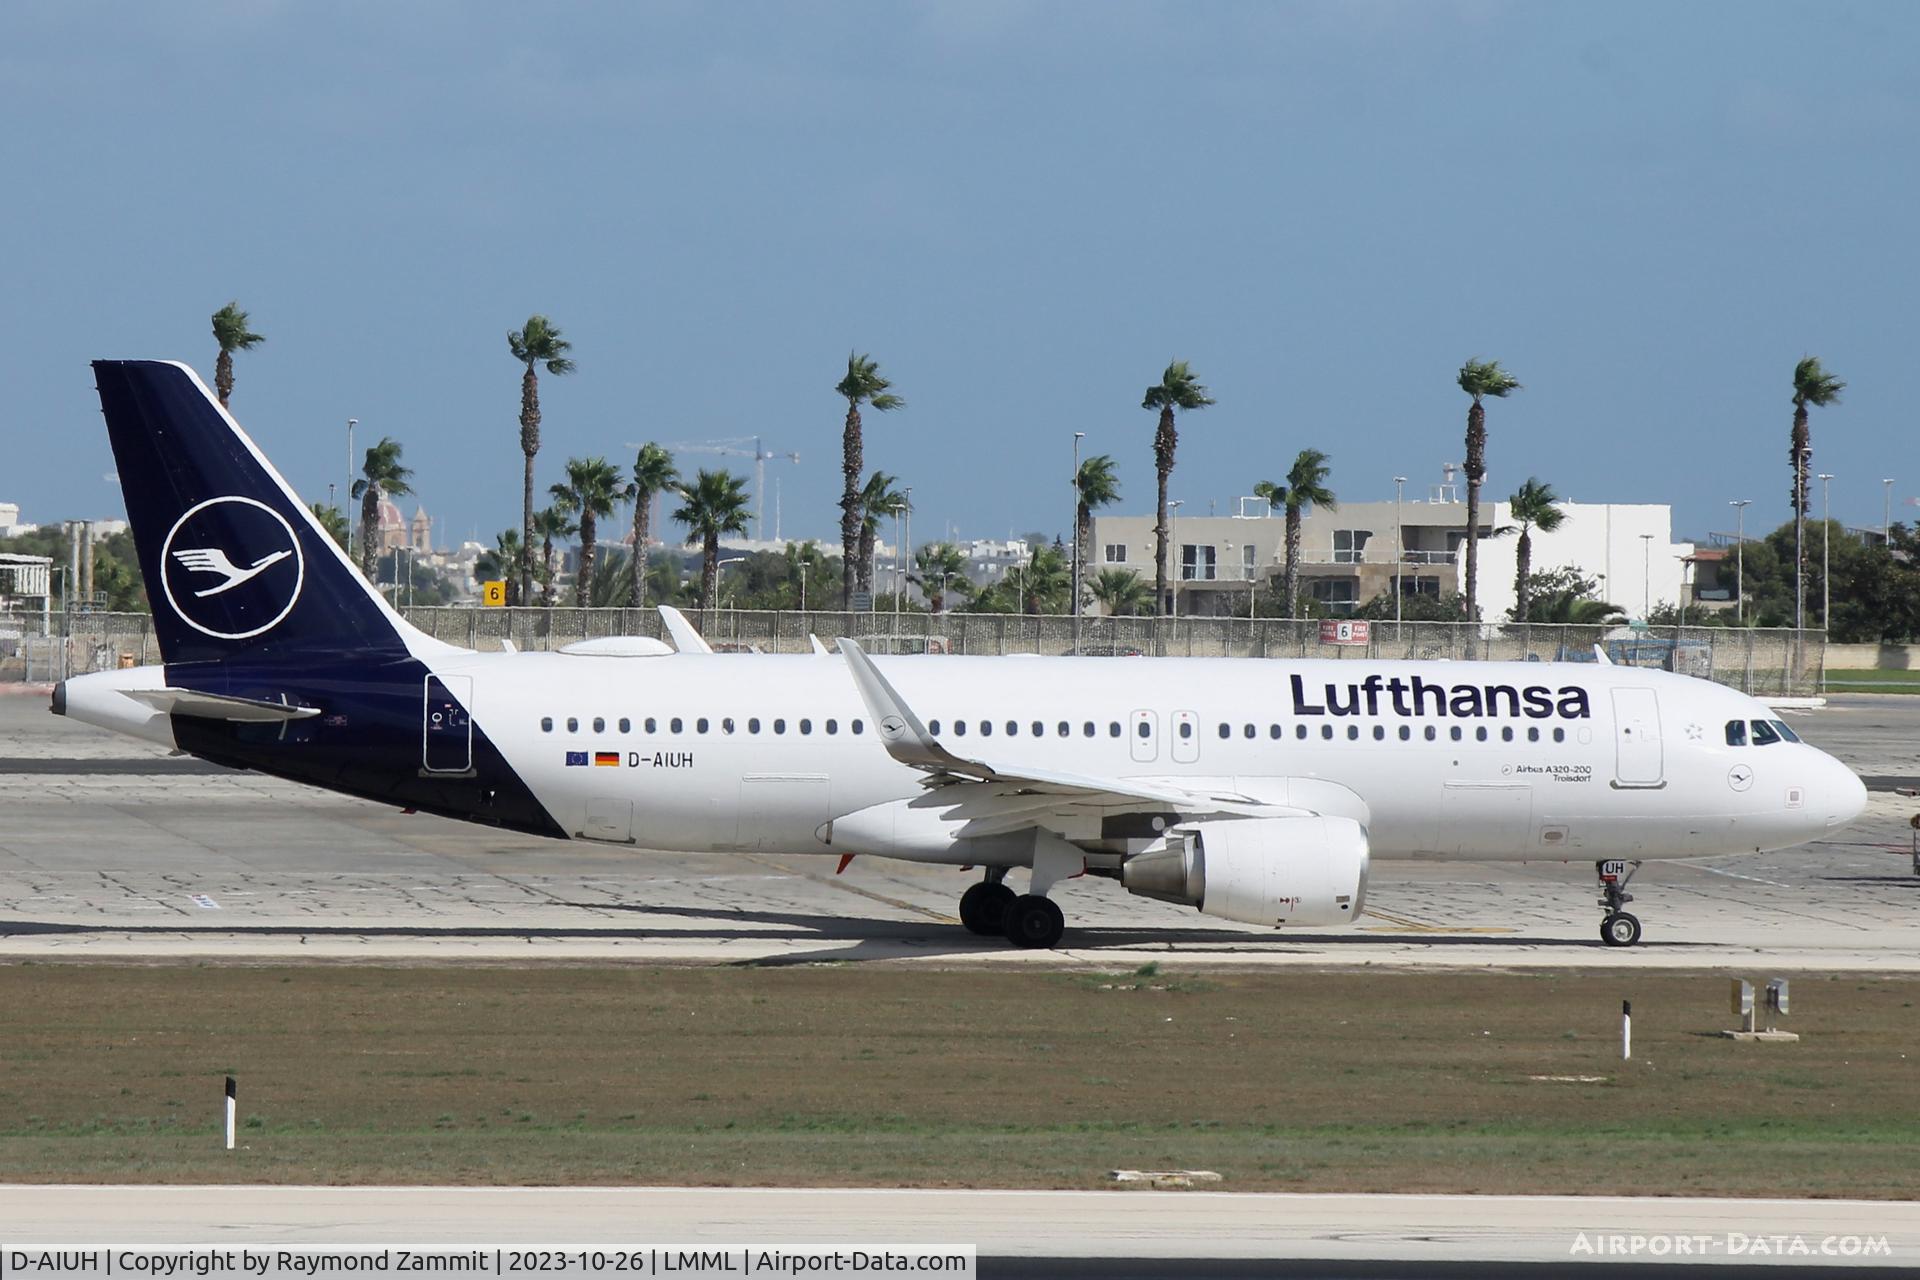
(1218, 724, 1231, 740)
(773, 718, 786, 734)
(1108, 722, 1122, 738)
(929, 719, 941, 735)
(593, 717, 605, 733)
(541, 717, 553, 733)
(722, 717, 735, 734)
(1726, 720, 1747, 747)
(826, 719, 838, 734)
(567, 717, 579, 733)
(853, 720, 865, 735)
(646, 717, 658, 733)
(1137, 721, 1152, 739)
(618, 718, 631, 734)
(696, 718, 709, 734)
(670, 717, 683, 733)
(1750, 720, 1781, 746)
(749, 718, 761, 734)
(1083, 722, 1096, 737)
(799, 719, 813, 735)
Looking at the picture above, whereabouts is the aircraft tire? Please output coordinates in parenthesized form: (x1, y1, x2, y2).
(1600, 911, 1642, 947)
(960, 882, 1015, 936)
(1003, 894, 1066, 949)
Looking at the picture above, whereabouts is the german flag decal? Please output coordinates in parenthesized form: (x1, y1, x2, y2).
(594, 751, 621, 767)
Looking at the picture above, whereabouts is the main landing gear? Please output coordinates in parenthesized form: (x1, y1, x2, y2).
(959, 870, 1016, 937)
(958, 871, 1066, 949)
(958, 836, 1081, 950)
(1597, 859, 1644, 947)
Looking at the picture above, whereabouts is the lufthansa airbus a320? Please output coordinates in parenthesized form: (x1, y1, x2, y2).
(56, 360, 1867, 948)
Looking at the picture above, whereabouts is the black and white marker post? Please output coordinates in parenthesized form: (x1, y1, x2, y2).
(1622, 1000, 1632, 1061)
(224, 1075, 236, 1150)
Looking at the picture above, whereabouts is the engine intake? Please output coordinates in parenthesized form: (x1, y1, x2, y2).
(1120, 815, 1369, 928)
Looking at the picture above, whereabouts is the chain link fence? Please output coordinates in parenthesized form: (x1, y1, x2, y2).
(2, 608, 1827, 697)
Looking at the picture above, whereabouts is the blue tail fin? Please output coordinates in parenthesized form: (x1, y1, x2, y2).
(93, 359, 449, 665)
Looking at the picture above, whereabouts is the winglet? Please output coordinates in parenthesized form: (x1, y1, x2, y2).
(837, 638, 979, 776)
(1593, 644, 1613, 665)
(809, 634, 831, 656)
(658, 605, 714, 654)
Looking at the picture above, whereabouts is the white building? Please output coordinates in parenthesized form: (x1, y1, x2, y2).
(1090, 469, 1692, 621)
(0, 503, 37, 537)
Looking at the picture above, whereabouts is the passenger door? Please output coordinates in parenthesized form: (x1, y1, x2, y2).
(1610, 687, 1664, 787)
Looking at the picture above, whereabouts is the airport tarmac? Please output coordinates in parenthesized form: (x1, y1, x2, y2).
(6, 1184, 1919, 1269)
(3, 688, 1918, 970)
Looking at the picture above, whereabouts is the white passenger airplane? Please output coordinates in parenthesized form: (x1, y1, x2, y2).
(56, 361, 1867, 948)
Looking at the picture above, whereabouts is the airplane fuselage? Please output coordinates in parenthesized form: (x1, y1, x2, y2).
(68, 650, 1861, 865)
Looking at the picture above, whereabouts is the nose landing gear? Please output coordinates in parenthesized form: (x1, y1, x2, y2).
(1597, 859, 1643, 947)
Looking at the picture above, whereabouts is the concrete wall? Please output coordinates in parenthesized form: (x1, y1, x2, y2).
(1824, 643, 1920, 670)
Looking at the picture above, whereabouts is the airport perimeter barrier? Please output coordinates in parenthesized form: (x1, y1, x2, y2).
(0, 609, 1828, 697)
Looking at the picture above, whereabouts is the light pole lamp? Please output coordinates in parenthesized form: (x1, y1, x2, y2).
(1730, 499, 1751, 626)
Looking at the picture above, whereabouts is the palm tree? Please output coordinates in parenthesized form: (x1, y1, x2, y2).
(529, 506, 577, 607)
(626, 443, 679, 611)
(909, 542, 971, 613)
(857, 471, 912, 595)
(1090, 567, 1152, 617)
(349, 438, 413, 580)
(1276, 449, 1336, 618)
(1790, 357, 1845, 630)
(835, 353, 904, 608)
(1456, 358, 1522, 629)
(308, 502, 349, 551)
(673, 469, 752, 608)
(1019, 546, 1071, 615)
(1073, 454, 1122, 614)
(476, 528, 523, 605)
(508, 316, 576, 606)
(549, 456, 624, 608)
(1507, 477, 1566, 622)
(1141, 361, 1214, 613)
(210, 302, 264, 408)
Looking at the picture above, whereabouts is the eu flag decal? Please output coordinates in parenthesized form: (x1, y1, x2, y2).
(594, 751, 621, 767)
(565, 751, 588, 767)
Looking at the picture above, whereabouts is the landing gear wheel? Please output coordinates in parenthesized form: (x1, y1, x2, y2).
(959, 882, 1015, 936)
(1002, 894, 1066, 949)
(1600, 911, 1643, 947)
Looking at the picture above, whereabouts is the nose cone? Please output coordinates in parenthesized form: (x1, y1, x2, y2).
(1823, 754, 1869, 829)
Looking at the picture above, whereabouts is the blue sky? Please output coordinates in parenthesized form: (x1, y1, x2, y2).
(3, 1, 1915, 550)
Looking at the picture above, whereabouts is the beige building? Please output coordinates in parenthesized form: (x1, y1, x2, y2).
(1090, 470, 1692, 621)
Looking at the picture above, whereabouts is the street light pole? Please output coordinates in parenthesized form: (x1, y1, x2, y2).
(1071, 432, 1085, 653)
(345, 418, 358, 561)
(1639, 533, 1653, 619)
(1730, 499, 1751, 626)
(1393, 476, 1408, 627)
(1884, 477, 1895, 543)
(1819, 475, 1835, 630)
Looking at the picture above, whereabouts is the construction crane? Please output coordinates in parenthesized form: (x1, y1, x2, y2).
(632, 436, 800, 542)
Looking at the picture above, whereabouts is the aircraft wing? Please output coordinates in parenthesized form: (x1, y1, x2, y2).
(122, 688, 321, 723)
(836, 638, 1287, 818)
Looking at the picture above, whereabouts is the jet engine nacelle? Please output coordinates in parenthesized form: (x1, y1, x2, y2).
(1120, 815, 1369, 928)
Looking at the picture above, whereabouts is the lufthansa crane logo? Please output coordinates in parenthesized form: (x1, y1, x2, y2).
(159, 496, 305, 640)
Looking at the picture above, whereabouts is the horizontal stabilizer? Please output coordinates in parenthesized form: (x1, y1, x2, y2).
(123, 688, 321, 723)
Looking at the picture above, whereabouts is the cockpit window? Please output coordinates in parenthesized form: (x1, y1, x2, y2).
(1725, 720, 1747, 747)
(1771, 719, 1802, 744)
(1749, 719, 1781, 746)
